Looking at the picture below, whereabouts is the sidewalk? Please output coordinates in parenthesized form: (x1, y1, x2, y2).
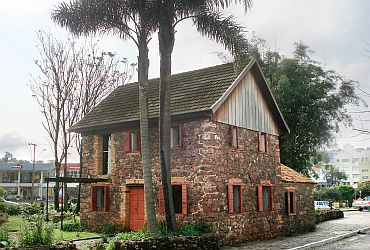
(222, 211, 370, 250)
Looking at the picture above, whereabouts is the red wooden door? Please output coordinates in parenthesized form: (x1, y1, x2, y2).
(129, 186, 145, 231)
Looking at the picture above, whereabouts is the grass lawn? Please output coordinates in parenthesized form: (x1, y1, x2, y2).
(2, 215, 101, 242)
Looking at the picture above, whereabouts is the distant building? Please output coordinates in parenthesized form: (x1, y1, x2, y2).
(60, 163, 81, 199)
(0, 162, 55, 200)
(323, 144, 370, 188)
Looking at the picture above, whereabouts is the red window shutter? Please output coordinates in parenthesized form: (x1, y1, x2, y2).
(258, 132, 262, 152)
(239, 185, 244, 213)
(136, 131, 141, 152)
(265, 133, 269, 152)
(269, 187, 274, 211)
(229, 125, 234, 146)
(158, 185, 164, 214)
(257, 185, 263, 212)
(104, 186, 110, 212)
(181, 185, 187, 215)
(123, 132, 130, 152)
(91, 186, 97, 211)
(227, 184, 234, 214)
(179, 125, 183, 147)
(236, 127, 239, 148)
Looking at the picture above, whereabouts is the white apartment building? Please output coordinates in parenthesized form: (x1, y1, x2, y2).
(326, 144, 370, 188)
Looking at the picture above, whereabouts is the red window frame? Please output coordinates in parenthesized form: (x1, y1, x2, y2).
(158, 183, 187, 215)
(170, 125, 182, 148)
(286, 189, 297, 216)
(230, 125, 239, 148)
(227, 184, 244, 214)
(258, 132, 269, 152)
(256, 184, 273, 212)
(91, 184, 111, 213)
(123, 130, 141, 153)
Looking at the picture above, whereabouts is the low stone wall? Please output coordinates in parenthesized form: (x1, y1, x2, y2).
(315, 209, 344, 224)
(112, 235, 219, 250)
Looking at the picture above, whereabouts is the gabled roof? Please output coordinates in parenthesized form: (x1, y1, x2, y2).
(279, 164, 315, 184)
(71, 60, 289, 134)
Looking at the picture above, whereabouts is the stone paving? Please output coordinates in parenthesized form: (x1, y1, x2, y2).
(222, 211, 370, 250)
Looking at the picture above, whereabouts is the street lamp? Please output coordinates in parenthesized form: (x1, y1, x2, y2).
(28, 143, 37, 204)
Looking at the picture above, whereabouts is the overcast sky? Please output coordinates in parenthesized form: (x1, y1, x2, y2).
(1, 0, 370, 162)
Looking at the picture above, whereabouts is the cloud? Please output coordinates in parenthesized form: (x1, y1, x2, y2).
(0, 132, 28, 159)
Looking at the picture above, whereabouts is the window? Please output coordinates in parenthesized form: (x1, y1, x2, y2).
(363, 176, 369, 180)
(286, 190, 296, 215)
(227, 184, 244, 214)
(159, 184, 187, 215)
(258, 132, 268, 152)
(123, 131, 141, 152)
(91, 185, 110, 212)
(171, 126, 182, 148)
(353, 174, 359, 178)
(362, 169, 369, 173)
(102, 135, 111, 175)
(342, 159, 349, 162)
(352, 158, 358, 162)
(229, 125, 239, 148)
(256, 184, 273, 212)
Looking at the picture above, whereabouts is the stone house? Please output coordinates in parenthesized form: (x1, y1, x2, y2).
(278, 164, 316, 236)
(71, 59, 314, 244)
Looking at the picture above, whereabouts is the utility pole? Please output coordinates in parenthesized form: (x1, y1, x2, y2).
(29, 143, 37, 204)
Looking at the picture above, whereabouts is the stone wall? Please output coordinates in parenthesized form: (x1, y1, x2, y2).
(113, 235, 219, 250)
(80, 117, 283, 244)
(279, 182, 316, 236)
(315, 209, 344, 224)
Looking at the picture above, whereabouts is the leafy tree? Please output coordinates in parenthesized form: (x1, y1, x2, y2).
(52, 0, 159, 232)
(156, 0, 249, 231)
(315, 186, 340, 201)
(357, 182, 370, 197)
(235, 39, 360, 173)
(338, 185, 355, 206)
(0, 188, 7, 197)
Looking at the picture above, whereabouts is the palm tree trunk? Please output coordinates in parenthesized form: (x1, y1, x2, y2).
(138, 35, 158, 233)
(158, 16, 177, 232)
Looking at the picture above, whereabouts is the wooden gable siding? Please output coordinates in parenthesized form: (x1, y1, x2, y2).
(213, 71, 279, 135)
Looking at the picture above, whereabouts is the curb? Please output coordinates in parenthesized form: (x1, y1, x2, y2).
(288, 227, 370, 250)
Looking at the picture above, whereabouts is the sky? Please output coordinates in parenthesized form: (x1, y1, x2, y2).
(1, 0, 370, 162)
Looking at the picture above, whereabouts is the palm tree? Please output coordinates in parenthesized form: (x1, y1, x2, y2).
(52, 0, 159, 233)
(156, 0, 251, 231)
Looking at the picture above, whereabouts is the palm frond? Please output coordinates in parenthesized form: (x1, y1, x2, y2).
(193, 10, 247, 55)
(206, 0, 252, 12)
(51, 0, 133, 40)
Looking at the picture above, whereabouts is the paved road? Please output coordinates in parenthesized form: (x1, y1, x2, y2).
(311, 232, 370, 250)
(222, 211, 370, 250)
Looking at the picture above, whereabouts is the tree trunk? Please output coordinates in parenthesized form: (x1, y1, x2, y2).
(158, 16, 177, 232)
(138, 35, 158, 233)
(76, 138, 83, 214)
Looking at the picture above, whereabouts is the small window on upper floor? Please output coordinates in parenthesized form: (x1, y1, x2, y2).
(258, 132, 268, 152)
(102, 135, 112, 175)
(229, 125, 239, 148)
(171, 125, 182, 148)
(123, 131, 141, 153)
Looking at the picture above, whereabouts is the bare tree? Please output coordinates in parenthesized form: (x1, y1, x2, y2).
(30, 31, 134, 210)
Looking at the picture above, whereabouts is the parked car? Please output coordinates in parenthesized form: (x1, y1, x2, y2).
(352, 196, 370, 211)
(314, 200, 330, 209)
(0, 197, 20, 206)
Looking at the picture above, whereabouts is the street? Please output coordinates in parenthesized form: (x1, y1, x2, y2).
(222, 211, 370, 250)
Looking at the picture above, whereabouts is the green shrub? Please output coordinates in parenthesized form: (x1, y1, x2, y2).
(5, 205, 20, 216)
(194, 220, 211, 234)
(0, 212, 9, 226)
(114, 231, 154, 241)
(18, 215, 54, 247)
(0, 228, 10, 243)
(22, 203, 43, 215)
(62, 219, 84, 232)
(180, 222, 200, 236)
